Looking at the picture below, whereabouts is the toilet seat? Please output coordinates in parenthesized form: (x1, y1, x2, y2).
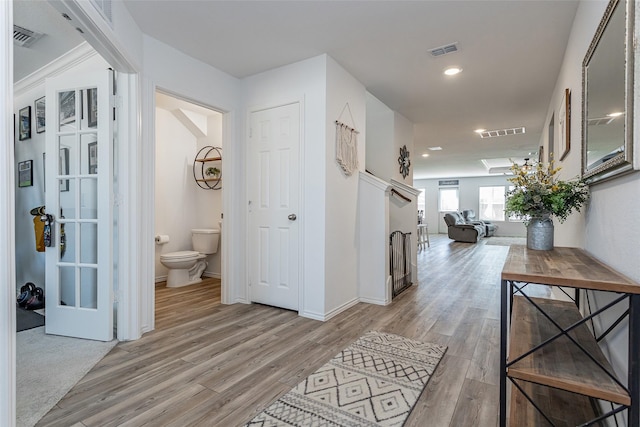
(160, 250, 199, 261)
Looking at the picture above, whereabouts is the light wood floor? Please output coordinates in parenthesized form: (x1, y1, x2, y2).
(37, 234, 510, 426)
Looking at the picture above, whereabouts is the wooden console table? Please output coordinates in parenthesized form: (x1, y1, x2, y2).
(500, 245, 640, 426)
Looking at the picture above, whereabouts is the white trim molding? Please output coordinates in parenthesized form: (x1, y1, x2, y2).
(1, 1, 16, 424)
(389, 178, 422, 198)
(302, 298, 360, 322)
(13, 42, 96, 95)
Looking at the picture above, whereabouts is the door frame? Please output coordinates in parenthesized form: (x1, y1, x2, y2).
(40, 1, 142, 341)
(246, 99, 305, 313)
(151, 85, 232, 310)
(1, 2, 16, 424)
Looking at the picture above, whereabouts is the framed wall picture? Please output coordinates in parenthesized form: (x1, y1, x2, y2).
(19, 106, 31, 141)
(558, 88, 571, 161)
(547, 113, 554, 163)
(59, 90, 76, 125)
(35, 96, 45, 133)
(18, 160, 33, 187)
(87, 88, 97, 128)
(88, 141, 98, 174)
(60, 147, 69, 192)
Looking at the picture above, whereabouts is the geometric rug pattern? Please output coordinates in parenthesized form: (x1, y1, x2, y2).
(245, 331, 447, 426)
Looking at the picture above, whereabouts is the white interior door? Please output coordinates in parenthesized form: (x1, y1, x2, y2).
(248, 103, 300, 311)
(44, 70, 113, 341)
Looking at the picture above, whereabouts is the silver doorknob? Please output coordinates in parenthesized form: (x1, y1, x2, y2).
(288, 214, 297, 221)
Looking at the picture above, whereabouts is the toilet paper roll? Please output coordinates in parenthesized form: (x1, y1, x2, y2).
(155, 234, 170, 245)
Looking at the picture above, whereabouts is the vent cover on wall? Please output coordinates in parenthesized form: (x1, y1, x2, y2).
(479, 127, 526, 138)
(429, 43, 459, 57)
(13, 25, 44, 48)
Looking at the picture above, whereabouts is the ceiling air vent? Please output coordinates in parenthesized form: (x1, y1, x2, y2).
(13, 25, 44, 48)
(90, 0, 113, 26)
(429, 43, 458, 57)
(479, 127, 526, 139)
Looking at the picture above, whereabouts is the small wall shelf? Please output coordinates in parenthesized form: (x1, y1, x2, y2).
(193, 145, 222, 190)
(193, 146, 222, 190)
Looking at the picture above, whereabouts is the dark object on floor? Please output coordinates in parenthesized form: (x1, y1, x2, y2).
(25, 287, 45, 310)
(17, 307, 45, 332)
(17, 282, 36, 308)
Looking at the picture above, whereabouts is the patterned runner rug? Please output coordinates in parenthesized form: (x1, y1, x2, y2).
(245, 331, 447, 426)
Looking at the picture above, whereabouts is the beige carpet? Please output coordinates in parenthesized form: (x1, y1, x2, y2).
(16, 326, 117, 427)
(245, 331, 447, 426)
(484, 236, 526, 246)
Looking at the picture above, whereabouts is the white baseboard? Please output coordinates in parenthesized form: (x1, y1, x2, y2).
(300, 297, 360, 322)
(359, 296, 391, 306)
(155, 271, 220, 283)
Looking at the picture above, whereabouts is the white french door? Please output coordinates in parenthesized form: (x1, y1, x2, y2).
(44, 70, 114, 341)
(248, 103, 300, 311)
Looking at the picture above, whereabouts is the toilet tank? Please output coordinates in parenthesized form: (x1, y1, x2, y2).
(191, 228, 220, 254)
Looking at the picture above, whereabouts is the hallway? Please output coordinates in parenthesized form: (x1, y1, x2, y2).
(37, 235, 506, 426)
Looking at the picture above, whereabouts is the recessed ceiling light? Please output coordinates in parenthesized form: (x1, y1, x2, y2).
(474, 128, 486, 134)
(444, 67, 462, 76)
(421, 153, 430, 158)
(607, 111, 624, 117)
(428, 146, 443, 151)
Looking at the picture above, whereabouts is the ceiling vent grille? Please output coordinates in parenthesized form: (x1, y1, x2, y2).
(479, 127, 526, 139)
(429, 43, 458, 57)
(488, 166, 513, 174)
(90, 0, 113, 26)
(13, 25, 44, 48)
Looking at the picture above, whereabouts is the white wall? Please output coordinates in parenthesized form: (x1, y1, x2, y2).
(544, 2, 640, 424)
(196, 114, 223, 277)
(358, 173, 390, 305)
(242, 54, 367, 319)
(154, 107, 223, 281)
(242, 55, 328, 319)
(393, 112, 414, 185)
(325, 56, 367, 316)
(365, 92, 394, 180)
(364, 92, 414, 185)
(414, 175, 527, 237)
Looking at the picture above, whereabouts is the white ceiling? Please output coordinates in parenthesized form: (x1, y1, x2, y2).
(15, 0, 582, 180)
(13, 0, 84, 82)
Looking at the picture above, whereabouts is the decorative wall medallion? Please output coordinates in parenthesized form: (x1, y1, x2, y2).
(398, 145, 411, 178)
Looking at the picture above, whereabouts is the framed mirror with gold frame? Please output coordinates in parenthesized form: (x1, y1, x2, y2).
(582, 0, 636, 183)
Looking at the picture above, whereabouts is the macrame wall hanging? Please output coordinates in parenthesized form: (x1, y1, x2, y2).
(335, 102, 359, 176)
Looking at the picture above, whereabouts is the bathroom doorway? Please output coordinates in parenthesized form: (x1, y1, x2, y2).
(153, 91, 224, 325)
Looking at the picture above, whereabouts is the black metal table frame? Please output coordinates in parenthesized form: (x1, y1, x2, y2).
(499, 279, 640, 427)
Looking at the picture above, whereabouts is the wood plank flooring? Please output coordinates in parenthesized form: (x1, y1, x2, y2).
(37, 235, 511, 426)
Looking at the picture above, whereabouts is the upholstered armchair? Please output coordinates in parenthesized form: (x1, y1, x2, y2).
(443, 212, 486, 243)
(461, 209, 498, 237)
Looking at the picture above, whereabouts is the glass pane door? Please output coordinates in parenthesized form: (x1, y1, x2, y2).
(45, 71, 113, 341)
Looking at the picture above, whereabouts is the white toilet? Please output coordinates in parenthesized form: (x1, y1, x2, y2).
(160, 228, 220, 287)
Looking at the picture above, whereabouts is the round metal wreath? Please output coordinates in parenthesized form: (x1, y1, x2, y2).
(398, 145, 411, 178)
